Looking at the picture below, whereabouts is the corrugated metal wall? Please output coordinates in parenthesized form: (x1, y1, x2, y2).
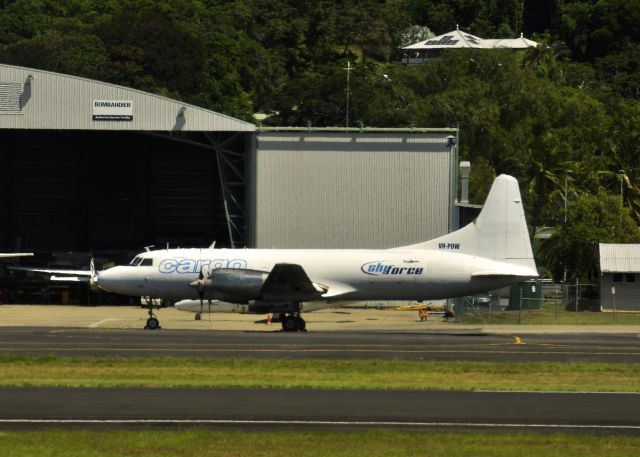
(0, 63, 254, 132)
(251, 131, 456, 249)
(600, 275, 640, 311)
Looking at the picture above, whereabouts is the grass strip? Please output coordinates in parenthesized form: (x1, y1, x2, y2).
(0, 355, 639, 391)
(1, 430, 640, 457)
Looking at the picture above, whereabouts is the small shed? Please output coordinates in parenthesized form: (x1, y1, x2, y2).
(599, 243, 640, 311)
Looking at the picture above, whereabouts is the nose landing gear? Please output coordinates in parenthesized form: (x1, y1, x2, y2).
(143, 298, 161, 330)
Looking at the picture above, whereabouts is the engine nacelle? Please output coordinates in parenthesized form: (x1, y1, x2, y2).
(207, 268, 269, 302)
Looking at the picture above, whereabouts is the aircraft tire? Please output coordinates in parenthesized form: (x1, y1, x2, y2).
(145, 317, 160, 330)
(282, 315, 299, 332)
(295, 316, 306, 331)
(195, 313, 201, 321)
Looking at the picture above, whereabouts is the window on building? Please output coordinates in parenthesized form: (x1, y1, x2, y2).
(612, 273, 636, 283)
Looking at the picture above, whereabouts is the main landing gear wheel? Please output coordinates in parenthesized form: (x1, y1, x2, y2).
(195, 312, 202, 321)
(281, 314, 306, 332)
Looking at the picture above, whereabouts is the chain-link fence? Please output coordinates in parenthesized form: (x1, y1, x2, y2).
(456, 280, 640, 325)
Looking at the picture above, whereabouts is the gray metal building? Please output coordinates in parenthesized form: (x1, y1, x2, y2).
(599, 243, 640, 311)
(250, 129, 458, 249)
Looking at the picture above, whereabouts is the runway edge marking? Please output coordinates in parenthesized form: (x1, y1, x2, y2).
(1, 419, 639, 430)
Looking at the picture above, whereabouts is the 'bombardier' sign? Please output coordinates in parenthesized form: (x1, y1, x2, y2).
(92, 100, 133, 121)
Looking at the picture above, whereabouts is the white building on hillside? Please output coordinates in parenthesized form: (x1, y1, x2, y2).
(402, 25, 539, 64)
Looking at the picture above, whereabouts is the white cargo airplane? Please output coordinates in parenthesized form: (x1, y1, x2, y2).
(16, 175, 537, 330)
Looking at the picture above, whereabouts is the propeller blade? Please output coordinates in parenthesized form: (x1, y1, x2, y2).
(198, 267, 205, 312)
(88, 258, 99, 292)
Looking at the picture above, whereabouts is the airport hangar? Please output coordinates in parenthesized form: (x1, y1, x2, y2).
(0, 63, 460, 303)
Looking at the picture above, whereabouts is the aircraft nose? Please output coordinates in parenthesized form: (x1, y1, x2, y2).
(95, 268, 121, 293)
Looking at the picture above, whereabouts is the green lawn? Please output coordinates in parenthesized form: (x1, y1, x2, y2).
(1, 430, 639, 457)
(1, 355, 639, 392)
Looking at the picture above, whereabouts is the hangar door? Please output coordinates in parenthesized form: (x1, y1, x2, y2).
(0, 130, 231, 252)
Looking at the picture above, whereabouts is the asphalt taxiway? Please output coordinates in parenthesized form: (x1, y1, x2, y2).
(1, 388, 639, 433)
(0, 326, 639, 363)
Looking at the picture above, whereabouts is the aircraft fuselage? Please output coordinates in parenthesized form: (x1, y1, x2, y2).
(95, 247, 533, 302)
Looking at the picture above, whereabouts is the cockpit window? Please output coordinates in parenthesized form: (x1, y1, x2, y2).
(129, 256, 142, 266)
(140, 258, 153, 267)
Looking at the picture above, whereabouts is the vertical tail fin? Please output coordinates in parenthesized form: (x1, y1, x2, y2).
(398, 175, 537, 272)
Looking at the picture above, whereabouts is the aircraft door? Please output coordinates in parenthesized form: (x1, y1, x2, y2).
(139, 257, 159, 298)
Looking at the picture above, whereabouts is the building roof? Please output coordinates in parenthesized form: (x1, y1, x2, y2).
(0, 63, 255, 132)
(599, 243, 640, 273)
(402, 27, 538, 51)
(403, 26, 484, 50)
(483, 34, 539, 49)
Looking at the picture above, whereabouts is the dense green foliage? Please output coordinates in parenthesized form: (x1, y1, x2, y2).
(1, 0, 638, 281)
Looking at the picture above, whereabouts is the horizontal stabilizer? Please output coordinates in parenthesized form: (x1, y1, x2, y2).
(471, 272, 522, 278)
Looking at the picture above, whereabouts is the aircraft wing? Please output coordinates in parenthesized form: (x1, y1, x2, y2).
(320, 281, 356, 299)
(8, 266, 92, 276)
(260, 263, 323, 300)
(260, 263, 356, 301)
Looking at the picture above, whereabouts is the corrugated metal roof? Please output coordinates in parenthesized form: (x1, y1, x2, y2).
(0, 63, 255, 132)
(402, 28, 538, 50)
(599, 243, 640, 272)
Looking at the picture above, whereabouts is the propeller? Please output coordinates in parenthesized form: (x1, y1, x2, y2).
(88, 258, 100, 292)
(198, 268, 205, 316)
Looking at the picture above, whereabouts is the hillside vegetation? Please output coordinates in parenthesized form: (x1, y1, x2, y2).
(1, 0, 638, 281)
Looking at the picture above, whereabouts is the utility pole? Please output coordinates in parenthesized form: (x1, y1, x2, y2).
(344, 61, 353, 128)
(562, 170, 571, 309)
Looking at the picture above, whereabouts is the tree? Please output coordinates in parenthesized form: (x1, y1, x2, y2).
(539, 191, 640, 282)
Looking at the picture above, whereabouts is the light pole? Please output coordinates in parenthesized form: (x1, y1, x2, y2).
(344, 61, 353, 128)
